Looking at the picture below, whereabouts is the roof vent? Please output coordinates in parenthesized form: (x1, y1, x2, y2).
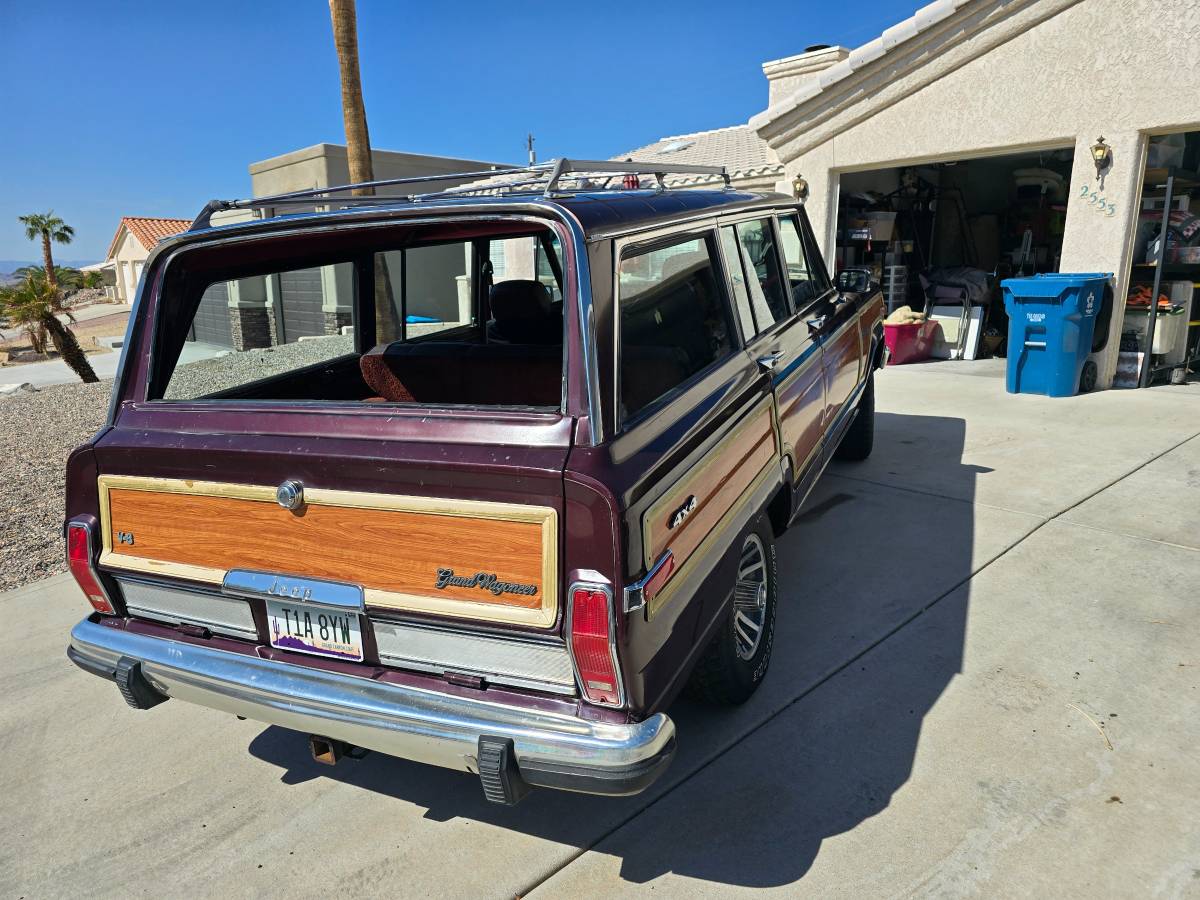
(656, 140, 695, 155)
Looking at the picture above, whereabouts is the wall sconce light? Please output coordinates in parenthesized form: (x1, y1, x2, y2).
(792, 173, 810, 202)
(1090, 136, 1112, 179)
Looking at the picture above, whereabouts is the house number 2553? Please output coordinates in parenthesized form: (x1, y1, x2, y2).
(1079, 183, 1116, 217)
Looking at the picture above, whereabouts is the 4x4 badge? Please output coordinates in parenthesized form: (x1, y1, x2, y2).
(668, 495, 697, 529)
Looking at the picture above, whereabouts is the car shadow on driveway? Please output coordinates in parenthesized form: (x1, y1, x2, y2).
(247, 411, 977, 890)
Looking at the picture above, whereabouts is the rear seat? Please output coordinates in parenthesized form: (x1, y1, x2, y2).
(360, 341, 562, 407)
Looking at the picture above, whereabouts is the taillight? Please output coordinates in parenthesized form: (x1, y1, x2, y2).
(568, 582, 622, 706)
(67, 521, 117, 615)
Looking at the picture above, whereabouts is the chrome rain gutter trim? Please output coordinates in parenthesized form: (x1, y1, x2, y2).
(68, 619, 674, 793)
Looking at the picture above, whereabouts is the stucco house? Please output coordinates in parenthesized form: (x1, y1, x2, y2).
(574, 0, 1198, 392)
(186, 144, 512, 350)
(748, 0, 1200, 389)
(99, 217, 191, 304)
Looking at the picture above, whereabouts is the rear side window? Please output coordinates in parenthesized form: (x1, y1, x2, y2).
(778, 214, 822, 308)
(618, 234, 734, 423)
(729, 219, 789, 333)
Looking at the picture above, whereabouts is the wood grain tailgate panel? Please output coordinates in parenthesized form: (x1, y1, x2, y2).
(98, 476, 558, 627)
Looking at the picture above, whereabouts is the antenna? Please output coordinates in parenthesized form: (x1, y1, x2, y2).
(527, 134, 536, 166)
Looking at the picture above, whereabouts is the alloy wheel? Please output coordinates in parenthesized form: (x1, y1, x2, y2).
(732, 533, 769, 661)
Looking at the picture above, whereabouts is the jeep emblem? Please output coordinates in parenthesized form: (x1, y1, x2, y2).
(276, 480, 305, 511)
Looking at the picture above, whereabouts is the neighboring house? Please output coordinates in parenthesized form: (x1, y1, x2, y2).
(186, 145, 514, 351)
(100, 217, 191, 304)
(611, 125, 783, 192)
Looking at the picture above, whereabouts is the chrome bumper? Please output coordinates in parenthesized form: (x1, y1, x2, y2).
(68, 618, 675, 797)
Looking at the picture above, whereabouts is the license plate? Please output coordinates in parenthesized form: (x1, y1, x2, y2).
(265, 598, 364, 662)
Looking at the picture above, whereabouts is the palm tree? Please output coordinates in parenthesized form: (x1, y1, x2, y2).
(329, 0, 373, 193)
(18, 212, 74, 290)
(0, 275, 97, 382)
(328, 0, 400, 343)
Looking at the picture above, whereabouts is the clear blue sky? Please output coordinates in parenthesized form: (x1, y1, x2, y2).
(0, 0, 912, 262)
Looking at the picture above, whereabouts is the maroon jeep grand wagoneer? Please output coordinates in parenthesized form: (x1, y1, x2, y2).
(65, 160, 884, 804)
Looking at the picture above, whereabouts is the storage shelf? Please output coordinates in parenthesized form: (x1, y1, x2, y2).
(1131, 262, 1200, 280)
(1143, 167, 1200, 191)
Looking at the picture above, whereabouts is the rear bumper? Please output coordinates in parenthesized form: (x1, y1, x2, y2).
(68, 618, 675, 797)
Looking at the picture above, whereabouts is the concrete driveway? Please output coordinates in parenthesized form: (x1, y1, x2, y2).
(2, 363, 1198, 898)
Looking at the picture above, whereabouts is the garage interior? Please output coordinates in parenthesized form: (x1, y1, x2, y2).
(835, 147, 1078, 363)
(1120, 128, 1200, 387)
(837, 135, 1200, 388)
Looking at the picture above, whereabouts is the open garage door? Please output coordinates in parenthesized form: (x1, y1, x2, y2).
(836, 147, 1076, 360)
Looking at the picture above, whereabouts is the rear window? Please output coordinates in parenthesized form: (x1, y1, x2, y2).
(617, 234, 734, 423)
(152, 224, 566, 409)
(164, 262, 358, 400)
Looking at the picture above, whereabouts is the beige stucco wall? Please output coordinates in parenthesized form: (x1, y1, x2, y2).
(758, 0, 1200, 389)
(109, 229, 148, 304)
(248, 144, 509, 200)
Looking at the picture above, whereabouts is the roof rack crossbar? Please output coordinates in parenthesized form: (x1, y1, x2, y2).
(189, 158, 734, 230)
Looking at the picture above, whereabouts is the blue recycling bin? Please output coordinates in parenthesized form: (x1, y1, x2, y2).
(1001, 273, 1111, 397)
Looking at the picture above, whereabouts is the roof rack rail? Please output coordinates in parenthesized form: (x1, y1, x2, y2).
(188, 158, 732, 230)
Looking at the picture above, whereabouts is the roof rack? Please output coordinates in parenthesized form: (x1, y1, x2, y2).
(188, 158, 732, 230)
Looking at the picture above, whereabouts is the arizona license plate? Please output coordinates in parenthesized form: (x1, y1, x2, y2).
(265, 598, 364, 661)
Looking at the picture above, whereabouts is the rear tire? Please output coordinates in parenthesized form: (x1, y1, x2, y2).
(686, 520, 777, 706)
(835, 371, 875, 461)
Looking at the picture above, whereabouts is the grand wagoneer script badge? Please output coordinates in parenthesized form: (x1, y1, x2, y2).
(434, 568, 538, 597)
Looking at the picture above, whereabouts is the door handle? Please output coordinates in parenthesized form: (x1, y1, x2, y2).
(756, 351, 784, 371)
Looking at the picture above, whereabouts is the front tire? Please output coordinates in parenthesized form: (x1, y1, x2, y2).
(686, 520, 778, 706)
(834, 371, 875, 461)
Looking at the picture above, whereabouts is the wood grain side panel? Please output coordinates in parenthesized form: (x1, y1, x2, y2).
(642, 402, 777, 571)
(106, 489, 545, 609)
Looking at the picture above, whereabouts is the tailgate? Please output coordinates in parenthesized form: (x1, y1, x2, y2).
(92, 409, 571, 632)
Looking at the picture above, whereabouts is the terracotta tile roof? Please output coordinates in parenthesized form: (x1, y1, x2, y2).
(106, 216, 191, 258)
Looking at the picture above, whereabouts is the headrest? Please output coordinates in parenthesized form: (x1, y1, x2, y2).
(490, 280, 552, 322)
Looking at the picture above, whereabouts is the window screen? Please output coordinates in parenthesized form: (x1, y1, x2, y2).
(618, 234, 734, 423)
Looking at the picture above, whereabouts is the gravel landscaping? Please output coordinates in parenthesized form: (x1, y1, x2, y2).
(165, 334, 353, 398)
(0, 337, 356, 591)
(0, 379, 111, 591)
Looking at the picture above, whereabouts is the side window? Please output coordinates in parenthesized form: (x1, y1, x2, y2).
(779, 214, 828, 308)
(719, 226, 757, 341)
(534, 233, 563, 301)
(376, 243, 472, 340)
(733, 219, 789, 332)
(618, 234, 735, 424)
